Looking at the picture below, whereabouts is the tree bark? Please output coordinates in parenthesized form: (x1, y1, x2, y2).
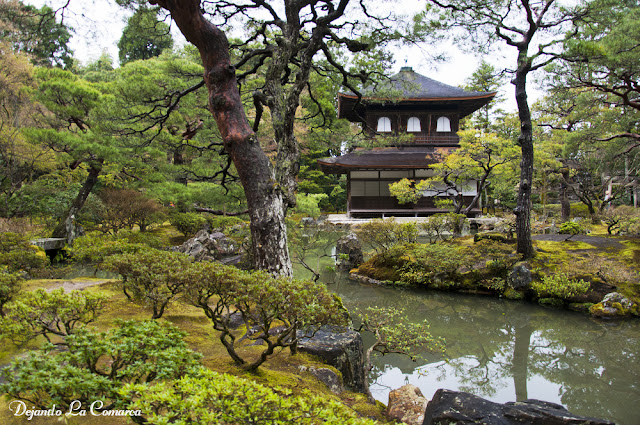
(560, 168, 571, 222)
(513, 53, 535, 259)
(149, 0, 292, 276)
(52, 160, 103, 243)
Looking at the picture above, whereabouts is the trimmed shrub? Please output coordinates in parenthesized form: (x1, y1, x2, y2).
(0, 288, 107, 346)
(356, 220, 418, 254)
(558, 221, 589, 235)
(531, 273, 590, 299)
(169, 211, 207, 237)
(122, 368, 378, 425)
(0, 232, 49, 273)
(0, 268, 23, 317)
(1, 320, 201, 412)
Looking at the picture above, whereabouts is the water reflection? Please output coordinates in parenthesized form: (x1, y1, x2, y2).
(323, 271, 640, 425)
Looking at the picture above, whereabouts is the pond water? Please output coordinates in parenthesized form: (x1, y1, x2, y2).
(328, 273, 640, 425)
(291, 231, 640, 425)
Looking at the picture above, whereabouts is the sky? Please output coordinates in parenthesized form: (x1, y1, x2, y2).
(25, 0, 531, 112)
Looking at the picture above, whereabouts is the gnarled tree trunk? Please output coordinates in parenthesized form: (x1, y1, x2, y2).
(149, 0, 292, 276)
(52, 160, 103, 243)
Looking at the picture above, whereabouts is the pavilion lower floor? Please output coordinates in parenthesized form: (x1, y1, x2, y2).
(347, 196, 481, 218)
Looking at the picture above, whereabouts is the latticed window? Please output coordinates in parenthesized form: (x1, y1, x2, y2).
(436, 116, 451, 132)
(407, 117, 421, 132)
(377, 116, 392, 132)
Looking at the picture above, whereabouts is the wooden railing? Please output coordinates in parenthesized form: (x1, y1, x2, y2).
(370, 133, 460, 146)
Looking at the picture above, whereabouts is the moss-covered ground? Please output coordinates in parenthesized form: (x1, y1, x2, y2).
(0, 277, 389, 425)
(354, 232, 640, 318)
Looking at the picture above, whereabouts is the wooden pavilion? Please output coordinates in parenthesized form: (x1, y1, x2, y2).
(318, 66, 496, 218)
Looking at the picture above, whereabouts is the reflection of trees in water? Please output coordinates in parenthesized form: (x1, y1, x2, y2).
(528, 322, 640, 423)
(331, 281, 640, 424)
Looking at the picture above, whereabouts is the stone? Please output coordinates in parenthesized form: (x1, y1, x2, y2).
(336, 233, 364, 271)
(386, 384, 428, 425)
(422, 389, 614, 425)
(297, 327, 366, 393)
(508, 262, 532, 290)
(301, 217, 316, 226)
(172, 229, 239, 261)
(299, 366, 344, 394)
(590, 292, 638, 318)
(30, 238, 67, 251)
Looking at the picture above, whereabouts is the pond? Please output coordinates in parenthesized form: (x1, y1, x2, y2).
(291, 230, 640, 425)
(329, 273, 640, 425)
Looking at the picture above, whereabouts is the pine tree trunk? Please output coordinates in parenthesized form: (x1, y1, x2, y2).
(149, 0, 292, 276)
(52, 160, 103, 243)
(513, 55, 534, 259)
(560, 169, 571, 222)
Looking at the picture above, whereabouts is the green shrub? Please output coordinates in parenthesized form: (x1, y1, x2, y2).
(397, 243, 464, 288)
(70, 232, 149, 266)
(103, 249, 193, 319)
(169, 211, 208, 237)
(356, 220, 418, 254)
(570, 203, 592, 219)
(122, 368, 378, 425)
(0, 288, 107, 346)
(421, 213, 466, 243)
(0, 232, 49, 273)
(1, 320, 201, 412)
(293, 193, 329, 219)
(0, 268, 23, 317)
(531, 273, 590, 299)
(558, 221, 588, 235)
(185, 262, 348, 371)
(207, 215, 246, 231)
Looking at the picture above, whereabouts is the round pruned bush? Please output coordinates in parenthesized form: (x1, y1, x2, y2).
(169, 211, 207, 237)
(122, 368, 378, 425)
(558, 221, 589, 235)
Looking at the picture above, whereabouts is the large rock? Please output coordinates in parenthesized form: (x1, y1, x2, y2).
(508, 262, 532, 290)
(336, 233, 364, 271)
(172, 229, 238, 261)
(297, 327, 366, 393)
(423, 389, 614, 425)
(387, 384, 429, 425)
(298, 365, 344, 394)
(590, 292, 638, 318)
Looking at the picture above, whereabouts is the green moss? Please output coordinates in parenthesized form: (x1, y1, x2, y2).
(349, 393, 388, 420)
(503, 287, 524, 300)
(568, 302, 594, 312)
(589, 302, 606, 316)
(473, 232, 513, 244)
(538, 298, 564, 307)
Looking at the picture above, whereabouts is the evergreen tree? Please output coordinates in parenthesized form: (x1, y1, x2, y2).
(117, 6, 173, 66)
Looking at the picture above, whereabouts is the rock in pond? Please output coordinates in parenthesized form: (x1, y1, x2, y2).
(590, 292, 638, 318)
(336, 232, 364, 271)
(297, 327, 366, 393)
(423, 389, 614, 425)
(387, 384, 428, 425)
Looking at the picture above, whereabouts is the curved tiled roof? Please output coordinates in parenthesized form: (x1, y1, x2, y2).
(359, 67, 490, 99)
(338, 67, 496, 121)
(317, 147, 442, 174)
